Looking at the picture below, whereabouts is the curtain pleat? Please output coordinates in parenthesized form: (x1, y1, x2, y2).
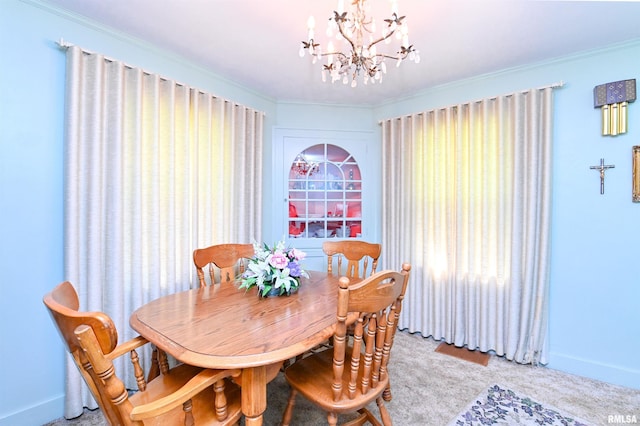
(62, 45, 263, 418)
(382, 87, 554, 366)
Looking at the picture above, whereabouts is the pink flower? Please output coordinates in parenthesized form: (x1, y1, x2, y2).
(290, 248, 306, 261)
(268, 251, 289, 269)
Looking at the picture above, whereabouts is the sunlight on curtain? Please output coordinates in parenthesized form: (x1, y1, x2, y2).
(382, 86, 556, 367)
(62, 45, 263, 418)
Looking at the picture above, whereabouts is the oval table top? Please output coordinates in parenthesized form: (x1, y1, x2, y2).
(129, 271, 344, 369)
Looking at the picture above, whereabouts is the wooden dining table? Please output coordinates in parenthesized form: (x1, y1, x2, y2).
(129, 270, 350, 425)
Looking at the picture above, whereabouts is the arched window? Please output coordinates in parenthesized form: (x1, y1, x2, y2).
(288, 144, 362, 239)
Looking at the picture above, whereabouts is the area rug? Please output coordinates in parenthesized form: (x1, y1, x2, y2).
(448, 384, 592, 426)
(435, 342, 490, 366)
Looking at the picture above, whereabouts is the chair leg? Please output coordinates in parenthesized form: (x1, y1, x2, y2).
(158, 348, 170, 374)
(281, 358, 291, 371)
(376, 396, 392, 426)
(382, 381, 392, 402)
(147, 346, 160, 382)
(281, 388, 298, 426)
(327, 412, 338, 426)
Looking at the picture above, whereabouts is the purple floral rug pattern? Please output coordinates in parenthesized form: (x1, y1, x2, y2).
(450, 384, 591, 425)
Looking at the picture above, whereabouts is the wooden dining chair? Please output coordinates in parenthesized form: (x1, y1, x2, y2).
(316, 240, 386, 395)
(193, 243, 254, 287)
(281, 263, 411, 426)
(43, 281, 243, 426)
(193, 243, 283, 384)
(297, 242, 380, 365)
(323, 240, 382, 279)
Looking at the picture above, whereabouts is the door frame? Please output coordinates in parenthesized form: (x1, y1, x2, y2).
(272, 127, 378, 270)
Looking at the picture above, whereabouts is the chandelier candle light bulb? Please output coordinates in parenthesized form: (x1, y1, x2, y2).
(301, 0, 419, 87)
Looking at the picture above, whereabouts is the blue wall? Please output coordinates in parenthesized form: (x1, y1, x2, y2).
(1, 0, 638, 424)
(0, 1, 279, 424)
(373, 44, 640, 390)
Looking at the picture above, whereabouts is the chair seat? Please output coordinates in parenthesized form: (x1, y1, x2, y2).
(284, 348, 389, 414)
(130, 363, 242, 425)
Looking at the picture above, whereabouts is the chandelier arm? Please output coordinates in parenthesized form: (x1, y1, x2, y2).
(375, 53, 408, 61)
(318, 51, 350, 60)
(335, 21, 358, 56)
(367, 29, 397, 50)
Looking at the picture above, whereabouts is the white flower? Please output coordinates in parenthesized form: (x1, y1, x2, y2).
(238, 239, 309, 297)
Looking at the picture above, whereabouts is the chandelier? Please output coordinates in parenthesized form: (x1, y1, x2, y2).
(299, 0, 420, 87)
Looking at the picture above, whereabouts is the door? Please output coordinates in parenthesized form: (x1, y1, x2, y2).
(273, 128, 375, 270)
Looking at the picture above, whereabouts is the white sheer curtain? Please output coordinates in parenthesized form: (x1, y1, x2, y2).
(382, 86, 557, 365)
(62, 45, 263, 418)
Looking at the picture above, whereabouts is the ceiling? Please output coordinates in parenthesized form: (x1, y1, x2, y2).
(44, 0, 640, 106)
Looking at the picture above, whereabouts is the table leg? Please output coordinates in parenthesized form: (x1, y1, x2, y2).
(241, 365, 267, 426)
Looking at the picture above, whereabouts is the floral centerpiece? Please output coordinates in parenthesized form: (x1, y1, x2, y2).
(238, 240, 309, 297)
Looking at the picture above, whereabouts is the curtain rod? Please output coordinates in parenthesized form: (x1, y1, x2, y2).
(57, 38, 196, 88)
(57, 38, 136, 69)
(469, 81, 564, 103)
(56, 39, 266, 116)
(379, 81, 565, 124)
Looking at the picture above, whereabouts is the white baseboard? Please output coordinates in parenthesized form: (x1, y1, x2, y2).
(548, 352, 640, 390)
(0, 395, 63, 426)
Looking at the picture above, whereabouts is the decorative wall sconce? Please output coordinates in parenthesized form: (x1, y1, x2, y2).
(593, 79, 636, 136)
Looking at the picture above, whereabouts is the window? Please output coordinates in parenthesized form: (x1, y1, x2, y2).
(288, 144, 362, 239)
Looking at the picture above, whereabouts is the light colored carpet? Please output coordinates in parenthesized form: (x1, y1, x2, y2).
(43, 331, 640, 425)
